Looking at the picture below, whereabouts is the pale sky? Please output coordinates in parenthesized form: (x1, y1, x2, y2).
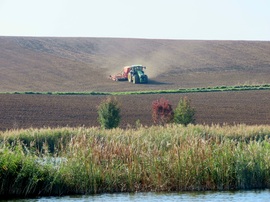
(0, 0, 269, 40)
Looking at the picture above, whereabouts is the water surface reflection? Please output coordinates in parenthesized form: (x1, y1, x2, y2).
(4, 190, 270, 202)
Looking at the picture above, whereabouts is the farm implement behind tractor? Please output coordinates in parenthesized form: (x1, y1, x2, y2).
(109, 65, 148, 84)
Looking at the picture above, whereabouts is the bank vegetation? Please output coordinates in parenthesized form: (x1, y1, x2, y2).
(1, 124, 270, 198)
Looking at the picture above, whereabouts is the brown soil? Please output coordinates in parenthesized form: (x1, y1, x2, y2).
(1, 37, 270, 92)
(1, 36, 270, 130)
(1, 90, 270, 131)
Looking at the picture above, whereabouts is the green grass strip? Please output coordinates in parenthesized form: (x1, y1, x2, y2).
(2, 84, 270, 96)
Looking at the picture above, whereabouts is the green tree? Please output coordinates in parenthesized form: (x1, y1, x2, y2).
(97, 97, 121, 129)
(174, 96, 195, 126)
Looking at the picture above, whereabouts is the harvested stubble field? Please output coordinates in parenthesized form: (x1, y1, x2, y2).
(1, 36, 270, 130)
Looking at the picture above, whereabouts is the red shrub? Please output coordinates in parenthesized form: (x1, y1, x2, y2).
(152, 97, 174, 125)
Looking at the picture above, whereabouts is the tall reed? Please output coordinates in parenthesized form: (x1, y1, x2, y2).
(1, 124, 270, 198)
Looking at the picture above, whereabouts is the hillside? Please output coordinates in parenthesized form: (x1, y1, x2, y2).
(1, 36, 270, 92)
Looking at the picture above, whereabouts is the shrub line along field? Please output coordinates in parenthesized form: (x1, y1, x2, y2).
(1, 84, 270, 96)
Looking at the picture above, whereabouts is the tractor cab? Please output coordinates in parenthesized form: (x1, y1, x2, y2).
(128, 65, 148, 84)
(130, 65, 146, 72)
(130, 65, 145, 75)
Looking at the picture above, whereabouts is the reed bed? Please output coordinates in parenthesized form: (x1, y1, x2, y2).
(1, 124, 270, 198)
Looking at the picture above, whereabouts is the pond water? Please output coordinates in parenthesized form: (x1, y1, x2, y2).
(4, 190, 270, 202)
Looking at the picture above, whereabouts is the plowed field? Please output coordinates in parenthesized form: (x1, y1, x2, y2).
(1, 90, 270, 131)
(1, 37, 270, 130)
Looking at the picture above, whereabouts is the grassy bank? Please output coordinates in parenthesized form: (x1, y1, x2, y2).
(2, 84, 270, 96)
(1, 124, 270, 198)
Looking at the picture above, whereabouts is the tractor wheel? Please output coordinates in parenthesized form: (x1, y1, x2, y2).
(128, 73, 132, 82)
(144, 75, 148, 83)
(133, 75, 139, 84)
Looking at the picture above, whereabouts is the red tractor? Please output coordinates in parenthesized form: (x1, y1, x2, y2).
(109, 65, 148, 84)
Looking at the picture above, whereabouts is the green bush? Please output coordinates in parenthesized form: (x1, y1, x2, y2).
(174, 96, 195, 126)
(97, 97, 121, 129)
